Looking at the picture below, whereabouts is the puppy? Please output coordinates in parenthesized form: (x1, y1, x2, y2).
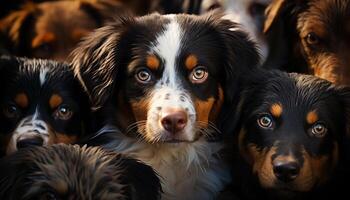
(199, 0, 272, 63)
(0, 144, 161, 200)
(233, 69, 350, 199)
(72, 12, 260, 199)
(0, 56, 91, 156)
(0, 0, 122, 61)
(264, 0, 350, 85)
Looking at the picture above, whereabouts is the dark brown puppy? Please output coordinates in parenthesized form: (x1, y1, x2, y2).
(0, 0, 123, 61)
(233, 69, 350, 199)
(264, 0, 350, 85)
(0, 144, 161, 200)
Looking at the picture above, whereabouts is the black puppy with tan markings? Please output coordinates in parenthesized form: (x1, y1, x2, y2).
(233, 70, 350, 199)
(0, 56, 91, 156)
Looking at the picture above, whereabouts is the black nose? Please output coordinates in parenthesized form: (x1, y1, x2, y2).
(273, 161, 300, 182)
(17, 137, 44, 149)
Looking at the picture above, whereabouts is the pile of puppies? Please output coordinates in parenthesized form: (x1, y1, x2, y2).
(0, 0, 350, 200)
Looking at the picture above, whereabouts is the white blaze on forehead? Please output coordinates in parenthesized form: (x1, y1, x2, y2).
(40, 67, 49, 86)
(151, 15, 182, 88)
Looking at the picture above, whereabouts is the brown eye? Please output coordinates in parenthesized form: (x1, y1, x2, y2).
(311, 123, 327, 137)
(190, 66, 208, 84)
(3, 104, 19, 119)
(305, 32, 320, 45)
(257, 115, 273, 129)
(135, 68, 152, 84)
(54, 105, 73, 120)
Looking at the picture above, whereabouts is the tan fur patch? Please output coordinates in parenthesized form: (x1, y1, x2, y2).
(185, 54, 198, 70)
(130, 98, 150, 123)
(49, 132, 77, 144)
(270, 103, 282, 118)
(49, 94, 63, 109)
(146, 55, 160, 70)
(15, 93, 29, 108)
(31, 32, 56, 48)
(306, 110, 318, 124)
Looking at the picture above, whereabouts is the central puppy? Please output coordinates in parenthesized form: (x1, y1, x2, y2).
(72, 12, 259, 199)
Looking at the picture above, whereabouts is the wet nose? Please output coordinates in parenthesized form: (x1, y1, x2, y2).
(273, 161, 300, 182)
(161, 109, 188, 134)
(17, 137, 44, 149)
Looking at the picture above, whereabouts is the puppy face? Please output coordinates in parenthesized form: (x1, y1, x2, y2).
(0, 0, 121, 61)
(72, 13, 259, 144)
(0, 144, 161, 200)
(0, 56, 90, 156)
(297, 0, 350, 85)
(265, 0, 350, 85)
(238, 71, 348, 194)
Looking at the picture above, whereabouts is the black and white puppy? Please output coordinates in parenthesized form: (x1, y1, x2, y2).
(0, 56, 91, 156)
(0, 144, 161, 200)
(72, 12, 259, 199)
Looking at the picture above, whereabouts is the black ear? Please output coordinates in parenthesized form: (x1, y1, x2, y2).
(0, 4, 36, 54)
(206, 12, 260, 132)
(0, 55, 19, 88)
(71, 15, 134, 110)
(119, 156, 161, 200)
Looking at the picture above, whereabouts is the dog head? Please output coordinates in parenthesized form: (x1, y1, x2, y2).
(0, 56, 91, 156)
(0, 0, 122, 61)
(0, 144, 161, 200)
(237, 70, 350, 197)
(265, 0, 350, 85)
(72, 12, 259, 144)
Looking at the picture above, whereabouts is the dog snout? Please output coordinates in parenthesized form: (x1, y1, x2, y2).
(273, 160, 300, 182)
(16, 136, 44, 149)
(161, 108, 188, 134)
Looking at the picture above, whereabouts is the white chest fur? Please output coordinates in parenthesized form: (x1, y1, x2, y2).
(106, 134, 231, 200)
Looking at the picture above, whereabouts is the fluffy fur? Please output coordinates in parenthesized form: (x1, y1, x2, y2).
(72, 12, 259, 199)
(0, 56, 91, 156)
(264, 0, 350, 85)
(232, 69, 350, 199)
(0, 144, 161, 200)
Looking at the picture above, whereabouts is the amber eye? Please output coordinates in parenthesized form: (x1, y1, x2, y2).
(305, 32, 320, 45)
(54, 105, 73, 120)
(190, 66, 208, 84)
(257, 115, 273, 129)
(135, 68, 152, 84)
(3, 104, 19, 119)
(311, 123, 327, 137)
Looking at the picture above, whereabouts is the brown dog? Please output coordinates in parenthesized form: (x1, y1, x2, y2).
(264, 0, 350, 86)
(0, 0, 124, 61)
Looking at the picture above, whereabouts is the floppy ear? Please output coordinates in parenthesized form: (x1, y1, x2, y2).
(264, 0, 308, 33)
(208, 13, 260, 133)
(79, 0, 126, 25)
(0, 4, 36, 53)
(71, 15, 134, 110)
(335, 87, 350, 138)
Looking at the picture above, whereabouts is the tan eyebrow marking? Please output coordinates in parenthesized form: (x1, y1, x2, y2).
(270, 103, 283, 118)
(185, 54, 198, 70)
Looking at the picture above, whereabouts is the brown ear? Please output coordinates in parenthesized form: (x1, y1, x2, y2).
(79, 0, 128, 25)
(263, 0, 287, 33)
(0, 4, 36, 49)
